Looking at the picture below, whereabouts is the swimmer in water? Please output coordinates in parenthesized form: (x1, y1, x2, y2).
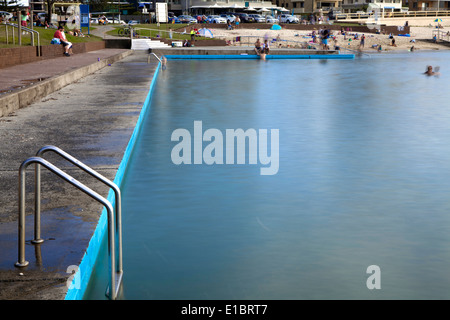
(424, 65, 440, 76)
(162, 56, 167, 69)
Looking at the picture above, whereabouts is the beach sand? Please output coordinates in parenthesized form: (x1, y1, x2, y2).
(209, 26, 450, 52)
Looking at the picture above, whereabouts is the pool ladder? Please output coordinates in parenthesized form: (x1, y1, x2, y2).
(14, 145, 123, 300)
(147, 52, 161, 64)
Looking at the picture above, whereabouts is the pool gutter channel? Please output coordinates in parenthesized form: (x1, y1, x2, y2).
(151, 47, 354, 60)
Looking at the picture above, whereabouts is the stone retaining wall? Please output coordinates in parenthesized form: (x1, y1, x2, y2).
(0, 41, 106, 69)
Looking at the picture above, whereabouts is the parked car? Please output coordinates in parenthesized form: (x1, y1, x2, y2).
(90, 18, 99, 24)
(107, 17, 125, 24)
(220, 14, 236, 23)
(207, 15, 227, 24)
(128, 20, 139, 25)
(279, 14, 299, 24)
(233, 12, 254, 23)
(248, 14, 265, 23)
(37, 12, 48, 22)
(265, 15, 279, 24)
(0, 11, 13, 21)
(168, 16, 181, 24)
(178, 15, 197, 24)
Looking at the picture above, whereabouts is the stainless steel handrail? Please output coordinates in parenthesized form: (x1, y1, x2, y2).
(14, 156, 122, 300)
(3, 22, 41, 56)
(148, 52, 162, 64)
(33, 145, 123, 276)
(341, 47, 372, 58)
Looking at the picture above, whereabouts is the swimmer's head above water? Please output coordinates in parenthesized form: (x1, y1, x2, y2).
(424, 65, 440, 76)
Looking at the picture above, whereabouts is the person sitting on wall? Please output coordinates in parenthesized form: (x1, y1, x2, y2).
(334, 39, 340, 51)
(53, 26, 73, 57)
(254, 38, 262, 55)
(262, 39, 270, 54)
(260, 40, 269, 61)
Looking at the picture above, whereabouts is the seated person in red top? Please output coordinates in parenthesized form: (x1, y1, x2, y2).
(54, 26, 72, 56)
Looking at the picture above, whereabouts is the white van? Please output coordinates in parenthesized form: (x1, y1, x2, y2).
(0, 11, 13, 21)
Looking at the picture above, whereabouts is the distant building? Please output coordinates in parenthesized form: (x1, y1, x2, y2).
(406, 0, 450, 10)
(272, 0, 342, 14)
(29, 0, 46, 14)
(341, 0, 402, 12)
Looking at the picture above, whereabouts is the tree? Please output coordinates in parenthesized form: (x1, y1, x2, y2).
(0, 0, 20, 12)
(89, 0, 110, 13)
(45, 0, 56, 19)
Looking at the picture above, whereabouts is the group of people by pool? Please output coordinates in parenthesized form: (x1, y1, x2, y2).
(254, 38, 270, 59)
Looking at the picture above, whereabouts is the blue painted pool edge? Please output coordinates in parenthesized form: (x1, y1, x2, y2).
(64, 62, 161, 300)
(165, 54, 355, 60)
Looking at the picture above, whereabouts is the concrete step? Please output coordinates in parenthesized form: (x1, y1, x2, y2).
(131, 39, 170, 50)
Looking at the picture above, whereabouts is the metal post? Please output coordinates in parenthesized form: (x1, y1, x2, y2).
(33, 163, 43, 244)
(18, 12, 22, 46)
(15, 162, 29, 267)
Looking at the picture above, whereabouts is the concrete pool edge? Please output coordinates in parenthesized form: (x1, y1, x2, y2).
(164, 54, 355, 60)
(64, 61, 162, 300)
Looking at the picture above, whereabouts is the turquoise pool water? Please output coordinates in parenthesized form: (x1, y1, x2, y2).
(84, 52, 450, 299)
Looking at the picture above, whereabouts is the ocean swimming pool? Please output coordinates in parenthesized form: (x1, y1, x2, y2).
(81, 51, 450, 300)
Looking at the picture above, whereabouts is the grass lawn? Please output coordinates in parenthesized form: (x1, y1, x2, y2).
(0, 26, 102, 48)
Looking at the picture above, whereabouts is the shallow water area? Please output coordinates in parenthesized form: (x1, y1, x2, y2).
(83, 51, 450, 300)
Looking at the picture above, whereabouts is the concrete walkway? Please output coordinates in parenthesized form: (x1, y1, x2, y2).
(88, 24, 123, 39)
(0, 49, 158, 299)
(0, 49, 129, 96)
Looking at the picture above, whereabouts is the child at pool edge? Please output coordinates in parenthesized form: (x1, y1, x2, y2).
(260, 40, 270, 60)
